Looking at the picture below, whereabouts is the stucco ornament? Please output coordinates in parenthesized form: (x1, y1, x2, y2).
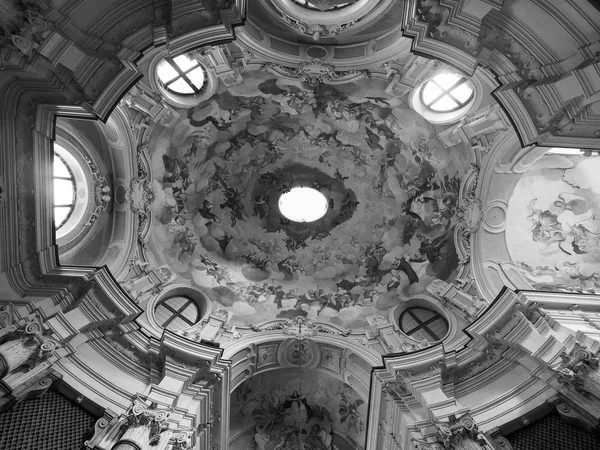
(555, 343, 600, 399)
(0, 318, 58, 379)
(413, 413, 491, 450)
(116, 398, 172, 449)
(263, 60, 368, 86)
(127, 178, 156, 214)
(281, 13, 359, 41)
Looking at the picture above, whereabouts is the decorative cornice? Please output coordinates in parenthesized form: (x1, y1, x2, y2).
(280, 12, 360, 41)
(249, 316, 351, 337)
(262, 59, 369, 86)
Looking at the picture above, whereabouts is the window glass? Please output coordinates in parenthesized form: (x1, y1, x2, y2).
(53, 153, 76, 230)
(157, 55, 206, 95)
(399, 307, 448, 342)
(420, 73, 474, 113)
(155, 296, 200, 331)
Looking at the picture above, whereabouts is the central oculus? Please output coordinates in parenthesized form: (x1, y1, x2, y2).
(278, 187, 328, 222)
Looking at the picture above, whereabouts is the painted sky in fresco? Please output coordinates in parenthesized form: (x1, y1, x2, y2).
(507, 155, 600, 292)
(146, 69, 471, 330)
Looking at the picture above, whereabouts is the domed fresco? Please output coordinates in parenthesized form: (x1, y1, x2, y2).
(145, 68, 472, 330)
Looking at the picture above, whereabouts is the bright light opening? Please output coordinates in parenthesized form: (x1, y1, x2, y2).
(278, 187, 328, 222)
(421, 73, 474, 112)
(157, 54, 206, 95)
(53, 152, 76, 229)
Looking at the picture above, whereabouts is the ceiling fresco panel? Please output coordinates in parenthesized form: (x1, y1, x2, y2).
(145, 69, 472, 332)
(230, 368, 366, 450)
(506, 154, 600, 292)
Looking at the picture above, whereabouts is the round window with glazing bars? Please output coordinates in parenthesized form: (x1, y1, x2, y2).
(420, 73, 474, 113)
(156, 54, 207, 96)
(398, 306, 449, 342)
(154, 296, 201, 331)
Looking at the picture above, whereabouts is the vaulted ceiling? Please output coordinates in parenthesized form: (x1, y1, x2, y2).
(1, 1, 600, 450)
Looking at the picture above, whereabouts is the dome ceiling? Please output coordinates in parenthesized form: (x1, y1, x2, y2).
(145, 67, 472, 331)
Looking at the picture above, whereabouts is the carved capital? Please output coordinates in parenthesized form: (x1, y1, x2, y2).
(414, 413, 492, 450)
(0, 319, 58, 379)
(115, 398, 173, 449)
(555, 343, 600, 399)
(0, 368, 62, 413)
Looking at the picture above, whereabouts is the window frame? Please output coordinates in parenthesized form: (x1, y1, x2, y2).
(53, 152, 78, 230)
(157, 56, 207, 96)
(398, 306, 449, 342)
(154, 296, 201, 331)
(420, 74, 474, 113)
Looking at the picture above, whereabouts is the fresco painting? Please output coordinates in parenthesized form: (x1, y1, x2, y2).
(506, 155, 600, 292)
(146, 69, 471, 329)
(230, 368, 365, 450)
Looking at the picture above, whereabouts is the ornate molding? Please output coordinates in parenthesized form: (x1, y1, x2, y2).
(249, 316, 351, 337)
(118, 398, 172, 447)
(280, 13, 359, 41)
(126, 178, 155, 249)
(455, 164, 483, 268)
(262, 59, 368, 87)
(416, 0, 481, 56)
(0, 317, 59, 379)
(83, 155, 111, 228)
(414, 413, 492, 450)
(0, 2, 53, 59)
(0, 368, 62, 413)
(555, 343, 600, 399)
(0, 303, 15, 329)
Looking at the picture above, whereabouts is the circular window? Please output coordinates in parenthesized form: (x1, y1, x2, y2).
(154, 296, 200, 331)
(53, 152, 77, 230)
(420, 73, 474, 112)
(278, 187, 329, 222)
(399, 307, 448, 342)
(156, 54, 206, 95)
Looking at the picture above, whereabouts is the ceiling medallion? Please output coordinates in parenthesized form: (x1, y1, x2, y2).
(278, 187, 328, 222)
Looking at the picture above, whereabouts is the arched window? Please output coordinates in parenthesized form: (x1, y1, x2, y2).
(53, 152, 77, 230)
(420, 73, 474, 113)
(399, 307, 448, 342)
(156, 54, 206, 95)
(154, 296, 200, 331)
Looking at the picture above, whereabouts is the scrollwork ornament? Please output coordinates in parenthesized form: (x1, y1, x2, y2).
(131, 403, 146, 416)
(494, 436, 513, 450)
(24, 321, 42, 335)
(39, 341, 56, 352)
(0, 303, 14, 328)
(414, 413, 488, 450)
